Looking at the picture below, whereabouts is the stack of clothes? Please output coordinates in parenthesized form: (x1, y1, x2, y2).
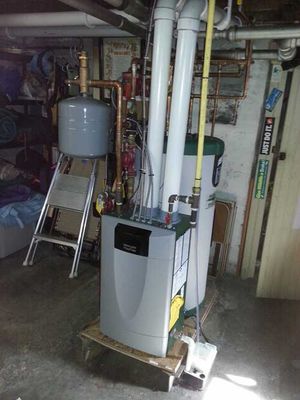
(0, 159, 44, 229)
(0, 107, 50, 147)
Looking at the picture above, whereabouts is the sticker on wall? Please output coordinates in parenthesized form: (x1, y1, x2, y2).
(265, 88, 283, 112)
(255, 160, 269, 199)
(260, 117, 275, 155)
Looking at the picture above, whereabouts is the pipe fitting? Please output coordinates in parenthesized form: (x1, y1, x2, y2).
(154, 0, 177, 21)
(215, 0, 232, 30)
(168, 194, 178, 214)
(177, 17, 200, 32)
(178, 0, 206, 31)
(278, 46, 297, 61)
(278, 38, 298, 61)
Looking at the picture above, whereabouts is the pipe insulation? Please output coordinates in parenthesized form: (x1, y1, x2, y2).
(57, 0, 146, 37)
(143, 0, 177, 210)
(161, 0, 206, 216)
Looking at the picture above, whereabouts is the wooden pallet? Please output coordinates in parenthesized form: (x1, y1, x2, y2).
(80, 319, 194, 374)
(79, 279, 217, 391)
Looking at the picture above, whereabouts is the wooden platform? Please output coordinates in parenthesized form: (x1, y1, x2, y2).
(80, 319, 194, 375)
(79, 278, 218, 391)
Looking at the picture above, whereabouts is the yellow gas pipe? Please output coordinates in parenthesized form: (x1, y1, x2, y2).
(191, 0, 216, 226)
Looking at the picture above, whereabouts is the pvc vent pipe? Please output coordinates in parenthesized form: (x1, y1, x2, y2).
(161, 0, 206, 216)
(143, 0, 177, 210)
(0, 12, 108, 27)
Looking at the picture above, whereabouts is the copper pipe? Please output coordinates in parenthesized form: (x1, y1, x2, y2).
(192, 40, 253, 102)
(66, 78, 123, 212)
(236, 177, 255, 276)
(232, 99, 239, 125)
(192, 93, 246, 100)
(194, 71, 242, 78)
(242, 40, 253, 100)
(89, 80, 123, 211)
(197, 58, 248, 66)
(210, 65, 222, 137)
(79, 51, 88, 94)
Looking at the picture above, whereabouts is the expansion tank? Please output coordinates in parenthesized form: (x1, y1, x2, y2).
(58, 95, 111, 158)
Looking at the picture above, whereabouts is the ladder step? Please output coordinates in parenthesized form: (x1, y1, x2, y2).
(48, 174, 90, 212)
(34, 233, 78, 249)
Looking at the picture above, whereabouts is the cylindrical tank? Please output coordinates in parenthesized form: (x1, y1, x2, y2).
(161, 135, 224, 312)
(58, 95, 111, 158)
(179, 136, 224, 312)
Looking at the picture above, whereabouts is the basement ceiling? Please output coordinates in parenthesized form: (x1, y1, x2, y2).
(0, 0, 72, 14)
(0, 0, 300, 24)
(243, 0, 300, 23)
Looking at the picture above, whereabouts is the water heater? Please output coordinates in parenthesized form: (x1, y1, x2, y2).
(58, 95, 111, 158)
(179, 136, 224, 311)
(161, 136, 224, 311)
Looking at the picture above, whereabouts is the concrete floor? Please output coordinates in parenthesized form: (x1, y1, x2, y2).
(1, 244, 300, 400)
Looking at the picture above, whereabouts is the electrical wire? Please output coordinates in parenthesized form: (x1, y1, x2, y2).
(111, 88, 117, 109)
(127, 118, 154, 221)
(139, 0, 157, 219)
(142, 145, 154, 221)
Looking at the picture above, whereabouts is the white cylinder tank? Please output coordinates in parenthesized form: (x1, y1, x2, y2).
(181, 136, 224, 312)
(161, 136, 224, 312)
(58, 95, 112, 158)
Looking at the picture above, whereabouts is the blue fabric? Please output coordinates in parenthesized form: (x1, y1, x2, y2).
(0, 108, 18, 144)
(0, 66, 22, 101)
(0, 184, 31, 208)
(0, 192, 45, 228)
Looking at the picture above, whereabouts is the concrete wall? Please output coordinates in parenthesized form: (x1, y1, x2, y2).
(212, 60, 269, 272)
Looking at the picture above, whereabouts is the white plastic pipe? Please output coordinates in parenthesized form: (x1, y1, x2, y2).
(0, 12, 108, 27)
(3, 25, 131, 38)
(215, 0, 233, 30)
(161, 0, 205, 215)
(206, 25, 300, 41)
(143, 0, 177, 210)
(201, 0, 240, 29)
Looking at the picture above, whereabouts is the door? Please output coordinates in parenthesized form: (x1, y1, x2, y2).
(257, 67, 300, 300)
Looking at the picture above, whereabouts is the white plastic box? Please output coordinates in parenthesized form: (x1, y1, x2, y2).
(0, 223, 34, 259)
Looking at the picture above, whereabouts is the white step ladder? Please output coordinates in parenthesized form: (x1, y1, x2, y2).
(23, 153, 98, 278)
